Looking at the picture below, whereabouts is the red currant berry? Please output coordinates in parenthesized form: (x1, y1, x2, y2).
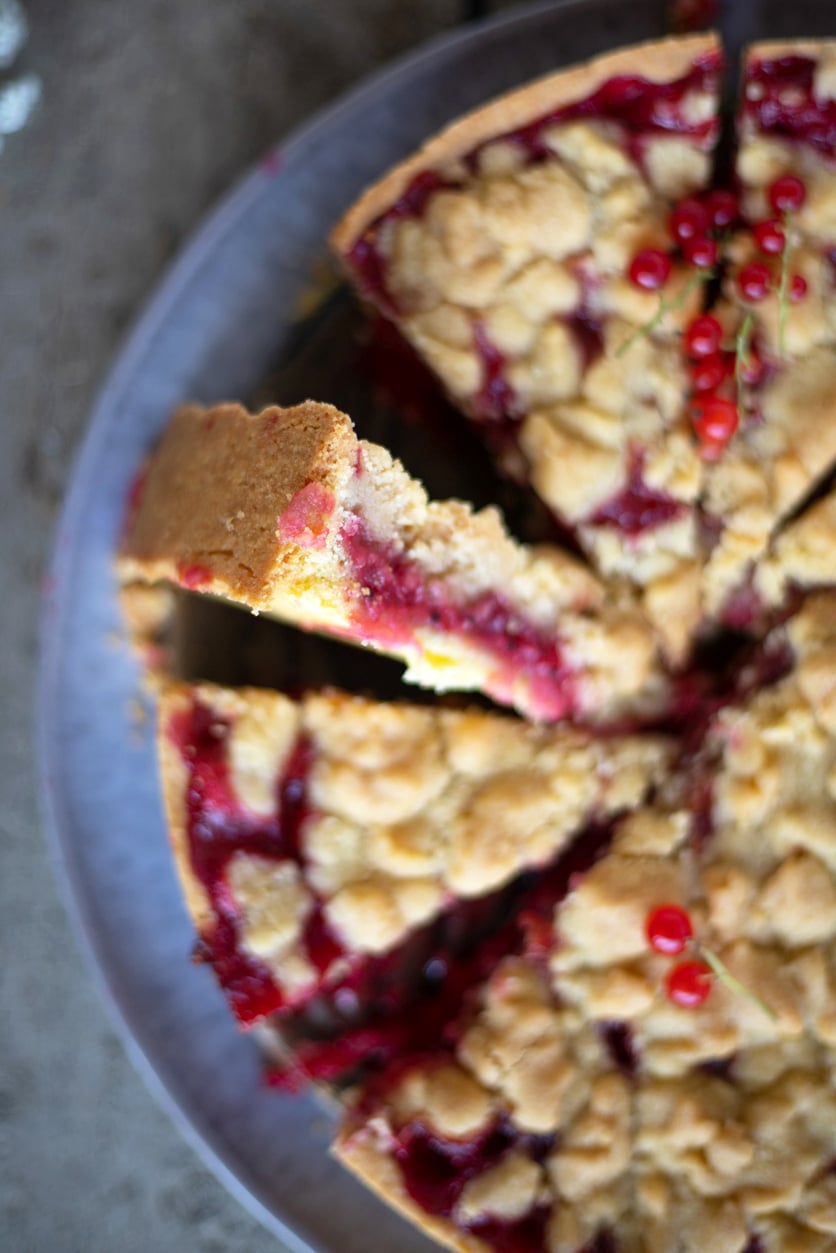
(670, 198, 709, 245)
(768, 174, 806, 214)
(683, 236, 718, 270)
(646, 905, 693, 956)
(737, 262, 771, 302)
(703, 188, 739, 230)
(753, 219, 786, 256)
(789, 274, 808, 302)
(628, 248, 672, 291)
(684, 314, 723, 359)
(666, 960, 713, 1008)
(691, 353, 727, 394)
(691, 396, 739, 450)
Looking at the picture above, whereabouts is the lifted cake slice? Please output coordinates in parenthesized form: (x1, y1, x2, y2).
(120, 401, 659, 723)
(158, 680, 669, 1029)
(331, 34, 723, 660)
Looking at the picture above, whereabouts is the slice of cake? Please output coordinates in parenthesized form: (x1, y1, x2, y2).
(158, 679, 669, 1028)
(337, 593, 836, 1253)
(700, 41, 836, 620)
(120, 401, 660, 723)
(331, 34, 723, 659)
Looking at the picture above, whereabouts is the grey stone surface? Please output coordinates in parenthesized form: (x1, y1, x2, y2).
(0, 3, 522, 1250)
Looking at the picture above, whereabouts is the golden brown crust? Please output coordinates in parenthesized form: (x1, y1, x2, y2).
(120, 400, 356, 610)
(331, 34, 718, 254)
(744, 39, 836, 64)
(156, 682, 216, 932)
(335, 1130, 491, 1253)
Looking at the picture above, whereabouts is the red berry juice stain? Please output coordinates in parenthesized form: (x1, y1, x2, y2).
(170, 700, 344, 1024)
(277, 482, 335, 550)
(746, 57, 836, 159)
(588, 454, 685, 537)
(340, 516, 580, 720)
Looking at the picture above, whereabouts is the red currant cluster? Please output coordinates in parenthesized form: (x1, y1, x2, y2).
(625, 191, 739, 456)
(737, 175, 808, 308)
(645, 904, 713, 1008)
(682, 313, 740, 461)
(624, 176, 810, 460)
(627, 188, 736, 294)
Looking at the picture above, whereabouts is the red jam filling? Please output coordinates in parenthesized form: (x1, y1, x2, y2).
(567, 302, 605, 374)
(267, 820, 617, 1091)
(587, 455, 685, 537)
(394, 1114, 555, 1239)
(340, 516, 580, 720)
(473, 322, 518, 423)
(395, 1116, 520, 1216)
(278, 482, 335, 550)
(390, 1108, 612, 1251)
(469, 1208, 552, 1253)
(488, 55, 717, 167)
(718, 577, 764, 632)
(471, 292, 603, 429)
(170, 700, 346, 1024)
(746, 56, 836, 160)
(177, 562, 213, 590)
(599, 1021, 638, 1077)
(347, 54, 719, 316)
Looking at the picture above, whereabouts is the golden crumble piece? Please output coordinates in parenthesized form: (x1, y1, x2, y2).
(390, 1063, 494, 1141)
(456, 1153, 544, 1224)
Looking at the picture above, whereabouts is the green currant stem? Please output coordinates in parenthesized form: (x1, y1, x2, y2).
(617, 270, 713, 358)
(698, 944, 779, 1022)
(735, 311, 754, 416)
(777, 209, 792, 356)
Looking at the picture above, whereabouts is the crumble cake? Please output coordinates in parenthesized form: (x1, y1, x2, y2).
(158, 680, 668, 1027)
(337, 593, 836, 1253)
(116, 31, 836, 1253)
(120, 401, 660, 723)
(331, 34, 723, 660)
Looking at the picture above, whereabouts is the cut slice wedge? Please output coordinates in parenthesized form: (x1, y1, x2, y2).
(331, 34, 724, 660)
(120, 401, 660, 723)
(158, 679, 669, 1028)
